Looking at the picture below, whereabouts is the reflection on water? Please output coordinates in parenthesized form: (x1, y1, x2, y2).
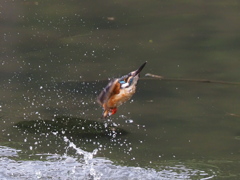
(15, 116, 128, 138)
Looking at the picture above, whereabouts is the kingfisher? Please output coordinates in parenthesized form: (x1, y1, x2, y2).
(97, 62, 147, 118)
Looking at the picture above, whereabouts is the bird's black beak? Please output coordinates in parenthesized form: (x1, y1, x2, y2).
(133, 62, 147, 76)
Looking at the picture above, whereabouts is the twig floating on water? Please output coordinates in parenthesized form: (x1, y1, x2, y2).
(228, 113, 240, 118)
(145, 73, 240, 85)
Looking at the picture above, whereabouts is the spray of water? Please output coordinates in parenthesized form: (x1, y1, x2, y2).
(63, 136, 102, 179)
(0, 143, 217, 180)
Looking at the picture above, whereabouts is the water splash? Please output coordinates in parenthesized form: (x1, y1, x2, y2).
(63, 136, 101, 179)
(0, 144, 218, 180)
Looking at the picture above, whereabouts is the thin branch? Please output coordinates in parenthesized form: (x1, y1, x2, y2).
(227, 113, 240, 118)
(145, 73, 240, 85)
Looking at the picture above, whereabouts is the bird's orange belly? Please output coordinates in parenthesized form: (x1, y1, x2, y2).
(107, 87, 136, 108)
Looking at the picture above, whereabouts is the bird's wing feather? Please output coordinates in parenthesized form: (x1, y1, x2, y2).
(97, 79, 120, 105)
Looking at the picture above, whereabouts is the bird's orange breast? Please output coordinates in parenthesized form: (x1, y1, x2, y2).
(106, 86, 136, 108)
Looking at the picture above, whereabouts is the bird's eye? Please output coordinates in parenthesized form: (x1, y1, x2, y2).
(124, 77, 129, 82)
(129, 78, 133, 84)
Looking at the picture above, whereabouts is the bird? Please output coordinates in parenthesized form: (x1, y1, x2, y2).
(97, 62, 147, 118)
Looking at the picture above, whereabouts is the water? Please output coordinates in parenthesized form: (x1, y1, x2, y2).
(0, 138, 216, 180)
(1, 0, 240, 179)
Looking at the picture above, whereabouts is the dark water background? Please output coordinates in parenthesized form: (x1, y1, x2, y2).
(1, 1, 240, 179)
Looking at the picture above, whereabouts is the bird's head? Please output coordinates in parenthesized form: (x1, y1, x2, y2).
(119, 62, 147, 89)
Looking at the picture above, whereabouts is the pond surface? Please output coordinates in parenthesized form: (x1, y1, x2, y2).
(1, 0, 240, 179)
